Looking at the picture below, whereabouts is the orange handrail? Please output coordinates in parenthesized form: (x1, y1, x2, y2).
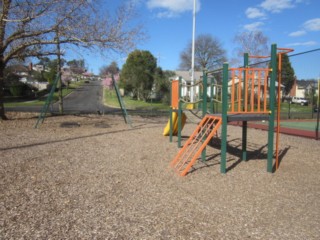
(277, 48, 294, 54)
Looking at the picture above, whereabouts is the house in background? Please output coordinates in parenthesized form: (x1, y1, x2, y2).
(5, 64, 47, 91)
(33, 64, 45, 72)
(10, 65, 29, 83)
(170, 71, 319, 106)
(289, 79, 319, 99)
(172, 70, 283, 102)
(171, 71, 204, 100)
(82, 71, 94, 80)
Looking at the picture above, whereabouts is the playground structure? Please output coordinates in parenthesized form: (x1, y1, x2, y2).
(162, 77, 195, 138)
(169, 44, 294, 176)
(164, 74, 214, 146)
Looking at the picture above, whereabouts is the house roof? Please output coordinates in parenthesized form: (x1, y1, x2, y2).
(82, 72, 93, 76)
(296, 80, 318, 89)
(6, 64, 29, 73)
(173, 71, 203, 82)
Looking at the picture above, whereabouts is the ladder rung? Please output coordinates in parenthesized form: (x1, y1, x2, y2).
(170, 115, 222, 176)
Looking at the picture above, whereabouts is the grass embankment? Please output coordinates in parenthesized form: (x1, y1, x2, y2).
(104, 89, 170, 111)
(4, 81, 84, 107)
(103, 90, 315, 117)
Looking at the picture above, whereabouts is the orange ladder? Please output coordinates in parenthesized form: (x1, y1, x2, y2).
(170, 115, 222, 176)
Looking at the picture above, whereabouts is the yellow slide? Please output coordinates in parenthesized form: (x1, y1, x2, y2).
(163, 112, 187, 136)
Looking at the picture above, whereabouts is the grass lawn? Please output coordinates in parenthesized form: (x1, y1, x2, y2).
(4, 81, 84, 107)
(280, 102, 314, 112)
(104, 89, 170, 111)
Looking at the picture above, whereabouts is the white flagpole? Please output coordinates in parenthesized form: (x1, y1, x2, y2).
(190, 0, 196, 103)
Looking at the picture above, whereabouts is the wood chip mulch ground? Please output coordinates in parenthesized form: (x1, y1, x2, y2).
(1, 112, 319, 239)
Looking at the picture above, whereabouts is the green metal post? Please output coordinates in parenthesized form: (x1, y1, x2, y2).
(34, 73, 60, 128)
(113, 75, 132, 126)
(178, 77, 182, 148)
(267, 44, 277, 172)
(198, 84, 202, 110)
(202, 72, 208, 117)
(220, 63, 229, 173)
(242, 53, 249, 161)
(210, 77, 214, 113)
(201, 71, 208, 162)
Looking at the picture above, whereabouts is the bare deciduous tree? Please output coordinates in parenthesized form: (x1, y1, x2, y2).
(232, 31, 269, 66)
(0, 0, 144, 119)
(179, 34, 227, 71)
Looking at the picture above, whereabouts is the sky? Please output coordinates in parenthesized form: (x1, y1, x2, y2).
(69, 0, 320, 80)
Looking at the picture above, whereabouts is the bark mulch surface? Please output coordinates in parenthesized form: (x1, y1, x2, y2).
(1, 112, 319, 239)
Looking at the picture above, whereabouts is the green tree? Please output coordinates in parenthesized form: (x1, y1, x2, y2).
(121, 50, 157, 101)
(67, 59, 86, 74)
(43, 59, 66, 84)
(279, 54, 295, 95)
(153, 68, 175, 104)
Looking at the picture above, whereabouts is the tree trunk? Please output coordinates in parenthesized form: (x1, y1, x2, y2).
(0, 58, 8, 120)
(56, 29, 63, 114)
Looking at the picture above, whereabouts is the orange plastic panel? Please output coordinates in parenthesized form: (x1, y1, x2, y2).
(171, 80, 179, 109)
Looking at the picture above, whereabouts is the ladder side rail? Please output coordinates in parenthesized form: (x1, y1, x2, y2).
(180, 118, 222, 176)
(175, 118, 217, 171)
(173, 117, 213, 169)
(173, 130, 204, 169)
(170, 116, 210, 166)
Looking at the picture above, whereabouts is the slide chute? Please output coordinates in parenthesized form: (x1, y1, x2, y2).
(163, 112, 187, 136)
